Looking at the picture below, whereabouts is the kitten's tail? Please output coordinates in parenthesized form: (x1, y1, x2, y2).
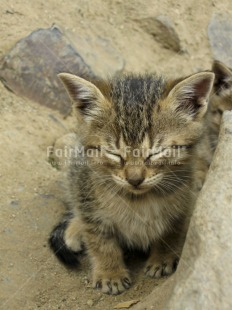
(49, 212, 83, 268)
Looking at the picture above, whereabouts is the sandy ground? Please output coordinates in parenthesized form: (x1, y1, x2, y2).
(1, 0, 232, 309)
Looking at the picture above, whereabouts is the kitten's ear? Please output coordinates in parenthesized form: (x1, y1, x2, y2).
(212, 60, 232, 94)
(58, 73, 108, 121)
(167, 72, 215, 119)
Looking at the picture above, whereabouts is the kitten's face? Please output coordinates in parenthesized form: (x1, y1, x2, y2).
(210, 61, 232, 133)
(89, 132, 195, 195)
(59, 72, 214, 196)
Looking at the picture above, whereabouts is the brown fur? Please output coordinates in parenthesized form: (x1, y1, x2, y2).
(49, 71, 214, 295)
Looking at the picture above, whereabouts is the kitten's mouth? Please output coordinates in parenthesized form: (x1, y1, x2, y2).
(126, 186, 150, 195)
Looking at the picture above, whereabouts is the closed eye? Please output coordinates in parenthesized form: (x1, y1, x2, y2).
(145, 149, 164, 162)
(105, 151, 124, 164)
(145, 145, 193, 161)
(174, 144, 193, 150)
(85, 145, 101, 151)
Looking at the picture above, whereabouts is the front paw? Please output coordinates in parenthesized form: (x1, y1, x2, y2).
(144, 255, 179, 279)
(93, 270, 131, 295)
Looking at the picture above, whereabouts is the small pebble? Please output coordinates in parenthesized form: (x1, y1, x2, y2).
(86, 299, 94, 307)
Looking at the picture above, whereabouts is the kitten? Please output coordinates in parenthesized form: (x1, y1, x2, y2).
(187, 60, 232, 190)
(209, 60, 232, 150)
(49, 71, 214, 295)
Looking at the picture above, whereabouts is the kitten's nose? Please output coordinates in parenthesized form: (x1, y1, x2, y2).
(127, 177, 144, 187)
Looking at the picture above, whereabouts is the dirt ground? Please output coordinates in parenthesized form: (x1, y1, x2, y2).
(0, 1, 232, 309)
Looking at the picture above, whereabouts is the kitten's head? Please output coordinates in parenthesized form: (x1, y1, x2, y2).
(59, 72, 214, 196)
(210, 60, 232, 133)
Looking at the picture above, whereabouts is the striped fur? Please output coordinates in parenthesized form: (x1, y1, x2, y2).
(49, 71, 214, 295)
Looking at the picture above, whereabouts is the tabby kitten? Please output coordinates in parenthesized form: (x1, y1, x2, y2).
(209, 60, 232, 149)
(49, 71, 214, 295)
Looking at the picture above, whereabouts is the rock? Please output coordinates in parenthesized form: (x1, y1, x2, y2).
(0, 25, 96, 115)
(166, 111, 232, 309)
(208, 13, 232, 68)
(135, 111, 232, 309)
(137, 15, 182, 52)
(0, 25, 125, 115)
(86, 299, 94, 307)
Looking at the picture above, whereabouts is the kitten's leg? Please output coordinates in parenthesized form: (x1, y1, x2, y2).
(64, 216, 84, 252)
(84, 230, 131, 295)
(144, 241, 179, 278)
(144, 218, 187, 279)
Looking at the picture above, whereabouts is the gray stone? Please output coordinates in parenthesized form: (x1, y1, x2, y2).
(137, 15, 182, 52)
(0, 25, 96, 115)
(166, 111, 232, 310)
(208, 13, 232, 68)
(135, 111, 232, 309)
(0, 25, 125, 115)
